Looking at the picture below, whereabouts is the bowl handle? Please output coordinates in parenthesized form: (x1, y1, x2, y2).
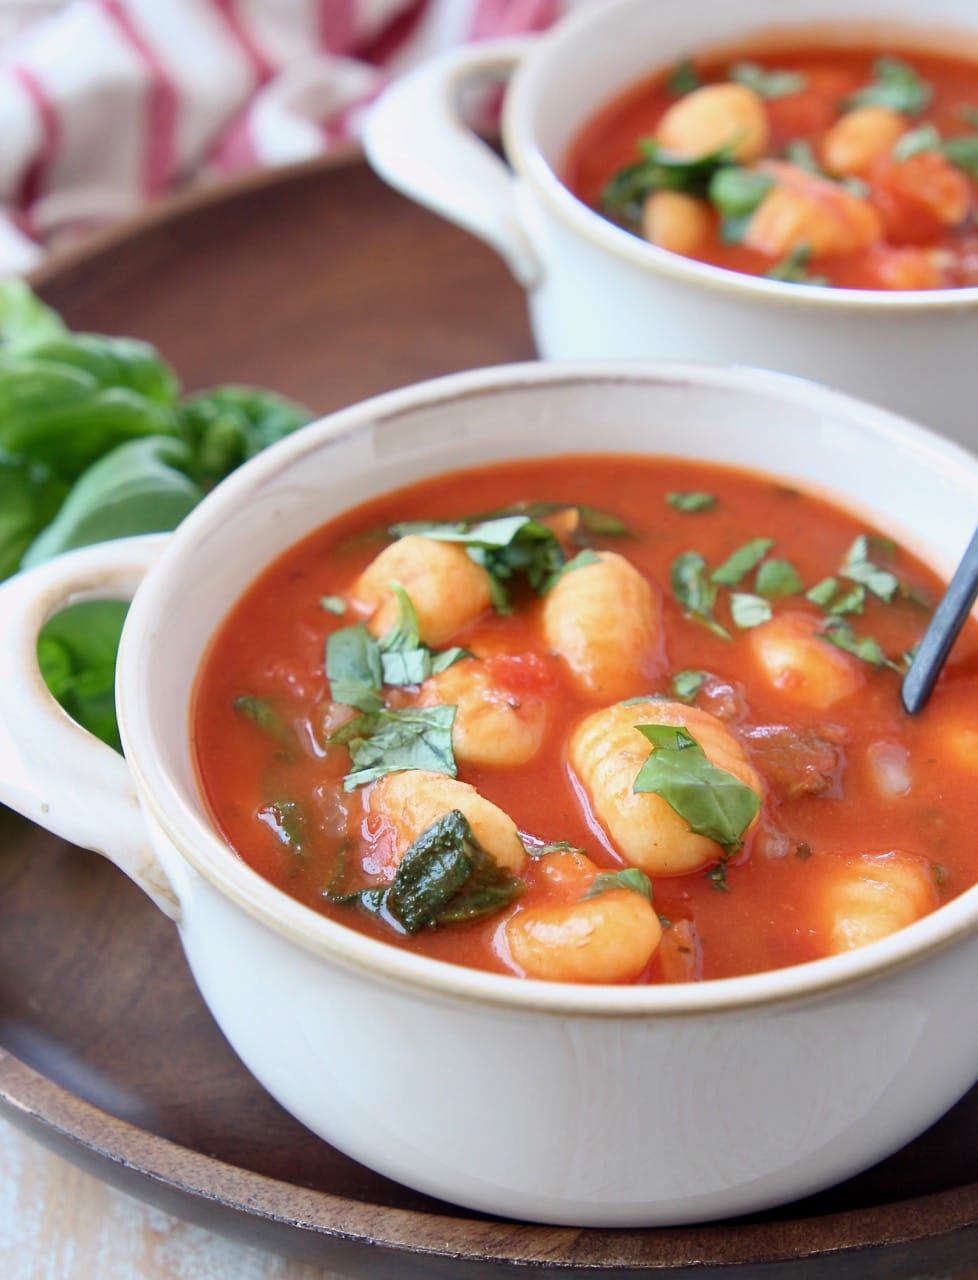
(364, 37, 541, 287)
(0, 534, 180, 920)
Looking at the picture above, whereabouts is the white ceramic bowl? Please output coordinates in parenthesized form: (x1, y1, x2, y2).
(2, 362, 978, 1228)
(364, 0, 978, 450)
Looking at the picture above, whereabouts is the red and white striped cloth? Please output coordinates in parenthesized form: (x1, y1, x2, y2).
(0, 0, 579, 274)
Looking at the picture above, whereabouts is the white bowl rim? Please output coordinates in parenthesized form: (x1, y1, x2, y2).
(119, 358, 978, 1019)
(501, 0, 978, 314)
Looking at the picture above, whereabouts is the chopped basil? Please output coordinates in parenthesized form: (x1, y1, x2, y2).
(331, 704, 457, 790)
(805, 576, 838, 607)
(728, 61, 806, 100)
(730, 591, 773, 629)
(468, 501, 631, 538)
(711, 537, 774, 586)
(827, 584, 866, 617)
(524, 839, 587, 857)
(942, 133, 978, 178)
(320, 595, 347, 615)
(378, 581, 420, 652)
(548, 547, 602, 587)
(764, 245, 828, 285)
(582, 868, 653, 901)
(330, 810, 522, 934)
(845, 56, 932, 116)
(755, 557, 803, 598)
(893, 123, 941, 162)
(389, 514, 565, 613)
(667, 57, 703, 97)
(257, 799, 308, 856)
(719, 212, 755, 245)
(840, 535, 898, 602)
(783, 138, 822, 173)
(671, 550, 730, 639)
(672, 669, 707, 703)
(326, 624, 384, 713)
(820, 618, 906, 673)
(602, 139, 735, 227)
(232, 694, 293, 745)
(956, 105, 978, 128)
(633, 723, 761, 853)
(705, 861, 730, 892)
(667, 491, 717, 513)
(708, 166, 775, 217)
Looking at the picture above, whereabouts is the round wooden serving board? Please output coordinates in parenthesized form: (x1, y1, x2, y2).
(2, 155, 977, 1277)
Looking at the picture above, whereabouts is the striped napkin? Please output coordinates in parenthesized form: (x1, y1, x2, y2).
(0, 0, 573, 273)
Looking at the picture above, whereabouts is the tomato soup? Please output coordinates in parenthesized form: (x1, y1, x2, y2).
(565, 43, 978, 289)
(193, 455, 978, 984)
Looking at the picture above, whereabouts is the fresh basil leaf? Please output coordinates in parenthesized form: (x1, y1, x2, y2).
(728, 61, 806, 99)
(321, 595, 347, 615)
(583, 867, 653, 901)
(845, 56, 932, 116)
(412, 501, 630, 538)
(333, 705, 457, 790)
(783, 138, 822, 173)
(19, 436, 202, 569)
(0, 456, 67, 578)
(730, 591, 773, 629)
(764, 245, 828, 285)
(18, 333, 179, 405)
(711, 537, 774, 586)
(633, 723, 761, 852)
(326, 624, 384, 712)
(840, 535, 898, 601)
(233, 694, 293, 745)
(828, 584, 866, 616)
(672, 551, 730, 639)
(755, 557, 803, 598)
(602, 138, 735, 227)
(0, 279, 67, 350)
(177, 385, 312, 486)
(942, 132, 978, 178)
(36, 601, 128, 751)
(384, 809, 523, 933)
(378, 582, 421, 653)
(820, 618, 905, 672)
(257, 799, 308, 855)
(893, 123, 941, 162)
(805, 576, 838, 606)
(708, 166, 776, 217)
(380, 648, 435, 687)
(667, 491, 716, 513)
(667, 57, 703, 97)
(672, 669, 707, 703)
(543, 547, 602, 592)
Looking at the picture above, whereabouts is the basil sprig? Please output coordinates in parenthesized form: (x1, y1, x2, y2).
(582, 867, 653, 901)
(330, 704, 457, 791)
(633, 723, 760, 854)
(845, 56, 933, 116)
(327, 809, 523, 934)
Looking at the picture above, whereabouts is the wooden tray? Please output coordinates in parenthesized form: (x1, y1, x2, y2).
(3, 155, 977, 1277)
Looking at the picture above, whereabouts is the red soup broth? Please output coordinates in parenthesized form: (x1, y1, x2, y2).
(192, 455, 978, 984)
(565, 43, 978, 290)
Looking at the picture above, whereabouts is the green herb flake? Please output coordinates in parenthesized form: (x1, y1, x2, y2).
(601, 138, 736, 228)
(764, 245, 828, 285)
(332, 704, 457, 790)
(828, 584, 866, 617)
(257, 799, 308, 856)
(730, 591, 773, 629)
(525, 839, 587, 858)
(942, 132, 978, 178)
(708, 166, 775, 216)
(582, 868, 653, 901)
(893, 123, 941, 162)
(666, 57, 703, 97)
(232, 695, 292, 745)
(846, 56, 933, 116)
(806, 576, 838, 607)
(667, 490, 717, 513)
(672, 669, 707, 704)
(840, 535, 899, 602)
(632, 723, 761, 852)
(671, 551, 730, 639)
(330, 810, 523, 934)
(378, 581, 421, 652)
(783, 138, 822, 173)
(326, 624, 384, 712)
(755, 557, 803, 599)
(820, 618, 905, 672)
(544, 547, 602, 591)
(705, 861, 730, 892)
(711, 537, 774, 586)
(320, 595, 347, 615)
(728, 61, 807, 100)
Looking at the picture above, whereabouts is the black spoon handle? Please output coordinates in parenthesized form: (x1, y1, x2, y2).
(902, 524, 978, 714)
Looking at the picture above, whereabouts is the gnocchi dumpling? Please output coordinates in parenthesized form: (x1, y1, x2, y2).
(350, 535, 491, 647)
(541, 550, 663, 700)
(502, 849, 661, 983)
(570, 699, 762, 876)
(815, 850, 939, 954)
(748, 611, 865, 709)
(365, 770, 526, 876)
(416, 655, 550, 767)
